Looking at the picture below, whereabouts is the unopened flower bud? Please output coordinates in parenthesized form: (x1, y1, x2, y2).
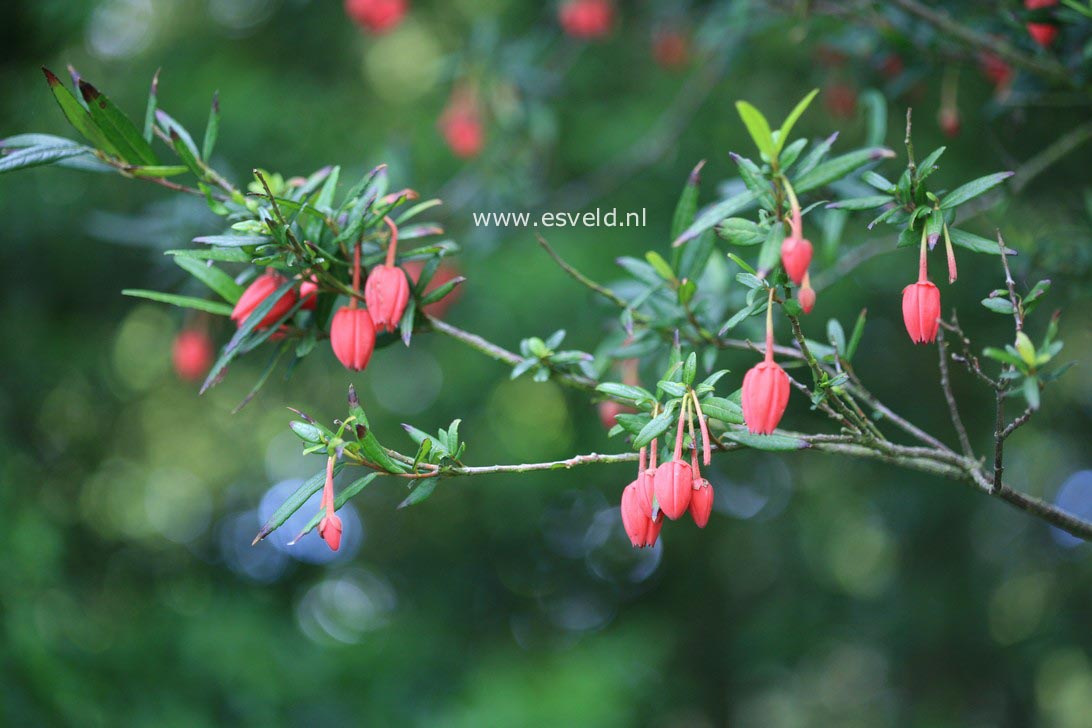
(620, 480, 653, 548)
(231, 273, 298, 329)
(902, 280, 941, 344)
(1025, 0, 1059, 47)
(172, 329, 213, 381)
(300, 275, 319, 311)
(799, 279, 816, 314)
(689, 479, 714, 529)
(742, 359, 790, 434)
(344, 0, 407, 34)
(780, 234, 813, 285)
(364, 265, 410, 333)
(559, 0, 613, 39)
(330, 307, 377, 371)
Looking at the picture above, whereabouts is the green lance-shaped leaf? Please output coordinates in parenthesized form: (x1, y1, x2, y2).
(775, 88, 819, 158)
(399, 478, 439, 509)
(939, 171, 1014, 210)
(252, 463, 346, 544)
(41, 67, 120, 156)
(348, 384, 408, 474)
(174, 256, 244, 303)
(672, 190, 757, 247)
(77, 80, 157, 165)
(794, 147, 895, 193)
(670, 160, 704, 268)
(725, 431, 810, 451)
(142, 69, 159, 143)
(0, 144, 92, 174)
(597, 382, 657, 405)
(633, 409, 675, 449)
(202, 92, 220, 160)
(121, 289, 233, 316)
(947, 228, 1017, 256)
(735, 101, 775, 159)
(698, 396, 744, 425)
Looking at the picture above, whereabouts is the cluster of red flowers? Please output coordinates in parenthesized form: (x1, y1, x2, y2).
(620, 394, 714, 548)
(226, 216, 411, 374)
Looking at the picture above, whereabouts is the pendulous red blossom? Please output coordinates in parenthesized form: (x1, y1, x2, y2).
(903, 230, 941, 344)
(172, 329, 213, 382)
(364, 218, 410, 333)
(653, 404, 694, 520)
(979, 53, 1013, 91)
(742, 291, 791, 435)
(1025, 0, 1059, 47)
(781, 198, 813, 285)
(559, 0, 613, 40)
(938, 106, 961, 138)
(344, 0, 407, 34)
(621, 447, 662, 548)
(331, 240, 377, 371)
(318, 456, 343, 551)
(687, 447, 713, 529)
(231, 272, 298, 329)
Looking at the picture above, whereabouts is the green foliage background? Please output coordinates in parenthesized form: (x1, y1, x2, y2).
(1, 1, 1091, 725)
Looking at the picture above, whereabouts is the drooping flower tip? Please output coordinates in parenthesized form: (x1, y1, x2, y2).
(364, 264, 411, 333)
(344, 0, 407, 33)
(319, 513, 343, 551)
(798, 284, 816, 315)
(780, 235, 813, 285)
(902, 280, 941, 344)
(330, 306, 377, 371)
(231, 272, 298, 329)
(172, 329, 213, 382)
(689, 479, 714, 529)
(742, 360, 791, 435)
(1025, 0, 1059, 47)
(559, 0, 613, 40)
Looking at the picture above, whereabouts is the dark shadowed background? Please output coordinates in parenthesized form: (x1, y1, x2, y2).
(1, 1, 1091, 725)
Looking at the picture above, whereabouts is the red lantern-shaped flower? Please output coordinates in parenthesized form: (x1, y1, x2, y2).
(439, 96, 485, 159)
(330, 307, 377, 371)
(620, 479, 651, 548)
(365, 217, 411, 333)
(344, 0, 407, 34)
(742, 291, 791, 434)
(559, 0, 613, 40)
(300, 275, 319, 311)
(780, 199, 812, 285)
(903, 229, 941, 344)
(653, 408, 693, 520)
(689, 480, 714, 528)
(902, 281, 941, 344)
(231, 272, 298, 329)
(799, 274, 816, 314)
(172, 329, 213, 382)
(317, 456, 343, 551)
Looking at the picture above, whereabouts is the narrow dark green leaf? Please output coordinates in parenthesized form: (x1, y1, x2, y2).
(174, 256, 244, 303)
(775, 89, 819, 157)
(293, 474, 379, 542)
(399, 478, 438, 509)
(699, 396, 744, 425)
(121, 289, 232, 315)
(142, 69, 159, 143)
(633, 410, 675, 449)
(948, 228, 1017, 255)
(725, 431, 809, 450)
(596, 383, 656, 403)
(192, 234, 271, 247)
(42, 67, 119, 155)
(672, 190, 757, 247)
(0, 144, 90, 174)
(939, 171, 1013, 210)
(201, 91, 220, 160)
(794, 147, 895, 193)
(78, 80, 157, 165)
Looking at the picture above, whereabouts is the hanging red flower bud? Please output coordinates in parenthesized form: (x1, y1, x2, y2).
(559, 0, 613, 40)
(638, 443, 657, 518)
(653, 404, 694, 520)
(824, 82, 857, 119)
(300, 275, 319, 311)
(231, 272, 298, 329)
(799, 274, 816, 314)
(979, 53, 1013, 91)
(938, 107, 961, 138)
(318, 456, 343, 551)
(331, 241, 377, 370)
(903, 229, 941, 344)
(780, 198, 812, 285)
(344, 0, 407, 34)
(172, 329, 213, 382)
(364, 217, 411, 333)
(330, 307, 377, 371)
(1025, 0, 1059, 47)
(620, 480, 652, 548)
(742, 290, 791, 434)
(689, 480, 714, 528)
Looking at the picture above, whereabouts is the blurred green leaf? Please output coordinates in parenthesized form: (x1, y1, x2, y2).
(78, 79, 157, 165)
(121, 289, 232, 315)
